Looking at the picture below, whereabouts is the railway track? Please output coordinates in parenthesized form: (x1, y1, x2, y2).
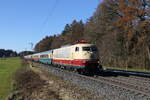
(113, 75, 150, 82)
(31, 62, 150, 100)
(107, 76, 150, 89)
(128, 76, 150, 82)
(96, 76, 150, 97)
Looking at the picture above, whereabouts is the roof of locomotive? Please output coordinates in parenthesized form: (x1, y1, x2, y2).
(72, 40, 89, 44)
(53, 43, 95, 52)
(60, 40, 94, 48)
(25, 40, 94, 56)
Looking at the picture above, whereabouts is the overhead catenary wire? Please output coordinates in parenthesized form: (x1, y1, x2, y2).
(41, 0, 60, 34)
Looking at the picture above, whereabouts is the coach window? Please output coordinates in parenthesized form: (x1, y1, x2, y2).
(75, 47, 79, 52)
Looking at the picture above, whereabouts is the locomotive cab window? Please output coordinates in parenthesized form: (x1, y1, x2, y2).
(75, 47, 79, 52)
(82, 46, 97, 51)
(82, 47, 90, 51)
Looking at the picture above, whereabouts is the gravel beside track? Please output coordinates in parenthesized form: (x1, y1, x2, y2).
(32, 62, 150, 100)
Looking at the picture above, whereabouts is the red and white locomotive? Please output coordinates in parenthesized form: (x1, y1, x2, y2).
(25, 40, 100, 74)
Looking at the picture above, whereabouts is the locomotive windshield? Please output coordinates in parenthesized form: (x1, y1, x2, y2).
(82, 46, 97, 51)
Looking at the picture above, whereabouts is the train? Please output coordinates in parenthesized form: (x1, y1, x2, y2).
(24, 40, 101, 74)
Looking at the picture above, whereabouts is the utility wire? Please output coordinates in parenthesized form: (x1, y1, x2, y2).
(41, 0, 60, 34)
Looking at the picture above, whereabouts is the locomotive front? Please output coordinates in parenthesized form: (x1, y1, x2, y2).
(72, 42, 100, 73)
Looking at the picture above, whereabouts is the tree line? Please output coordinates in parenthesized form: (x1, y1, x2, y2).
(0, 49, 17, 57)
(34, 0, 150, 70)
(19, 51, 35, 57)
(0, 50, 35, 58)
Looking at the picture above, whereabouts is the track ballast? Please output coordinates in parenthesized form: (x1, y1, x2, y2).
(30, 62, 150, 100)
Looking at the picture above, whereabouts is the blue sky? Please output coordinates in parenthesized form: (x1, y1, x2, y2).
(0, 0, 100, 52)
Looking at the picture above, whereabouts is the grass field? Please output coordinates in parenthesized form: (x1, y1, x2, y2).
(0, 57, 22, 100)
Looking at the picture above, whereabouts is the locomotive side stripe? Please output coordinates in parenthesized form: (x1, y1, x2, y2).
(53, 59, 99, 66)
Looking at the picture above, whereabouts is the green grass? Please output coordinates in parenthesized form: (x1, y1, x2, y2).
(103, 66, 150, 73)
(0, 57, 22, 100)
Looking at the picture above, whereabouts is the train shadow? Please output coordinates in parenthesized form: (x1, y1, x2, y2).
(95, 69, 150, 78)
(95, 69, 130, 77)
